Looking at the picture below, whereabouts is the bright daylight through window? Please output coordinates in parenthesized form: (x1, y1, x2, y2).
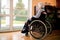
(0, 0, 32, 31)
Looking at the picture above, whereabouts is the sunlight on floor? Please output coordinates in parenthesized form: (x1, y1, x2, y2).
(0, 31, 35, 40)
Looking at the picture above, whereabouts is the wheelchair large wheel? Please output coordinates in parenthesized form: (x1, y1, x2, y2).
(29, 20, 47, 39)
(44, 20, 52, 35)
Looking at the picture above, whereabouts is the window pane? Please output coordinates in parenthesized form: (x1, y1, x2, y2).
(1, 9, 10, 14)
(1, 16, 10, 30)
(13, 0, 28, 15)
(1, 0, 10, 14)
(1, 0, 10, 8)
(13, 0, 28, 30)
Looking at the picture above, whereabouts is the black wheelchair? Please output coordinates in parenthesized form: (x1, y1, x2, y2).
(26, 5, 57, 40)
(22, 12, 52, 40)
(28, 19, 52, 40)
(24, 5, 59, 40)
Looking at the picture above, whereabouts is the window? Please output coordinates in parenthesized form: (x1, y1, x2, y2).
(0, 0, 10, 31)
(0, 0, 32, 31)
(13, 0, 28, 29)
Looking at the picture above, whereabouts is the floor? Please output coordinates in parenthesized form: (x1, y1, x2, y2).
(0, 30, 60, 40)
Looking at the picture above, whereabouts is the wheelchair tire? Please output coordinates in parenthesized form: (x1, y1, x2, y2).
(29, 20, 47, 39)
(44, 21, 52, 35)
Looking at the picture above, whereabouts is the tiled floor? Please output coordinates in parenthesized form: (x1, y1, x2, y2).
(0, 30, 60, 40)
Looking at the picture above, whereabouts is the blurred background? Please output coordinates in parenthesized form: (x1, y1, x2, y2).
(0, 0, 60, 32)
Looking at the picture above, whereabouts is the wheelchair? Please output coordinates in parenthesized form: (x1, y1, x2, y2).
(28, 19, 52, 40)
(27, 5, 56, 40)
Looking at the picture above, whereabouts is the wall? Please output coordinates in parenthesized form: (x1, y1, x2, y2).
(56, 0, 60, 8)
(32, 0, 56, 15)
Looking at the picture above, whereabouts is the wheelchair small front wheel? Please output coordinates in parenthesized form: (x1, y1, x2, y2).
(29, 20, 47, 39)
